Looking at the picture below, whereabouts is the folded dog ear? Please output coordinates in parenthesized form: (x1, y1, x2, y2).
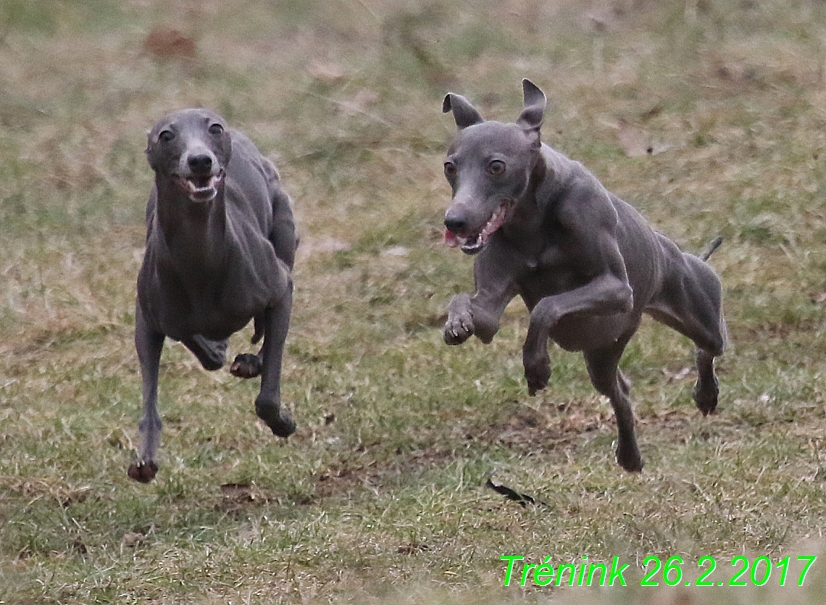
(443, 93, 484, 130)
(517, 79, 546, 147)
(145, 130, 159, 171)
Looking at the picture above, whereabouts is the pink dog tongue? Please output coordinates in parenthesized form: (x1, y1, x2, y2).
(444, 229, 460, 248)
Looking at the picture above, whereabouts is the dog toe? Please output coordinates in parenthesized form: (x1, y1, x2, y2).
(268, 418, 296, 438)
(230, 354, 262, 378)
(128, 460, 159, 483)
(620, 458, 644, 473)
(444, 330, 465, 345)
(255, 401, 296, 437)
(523, 358, 551, 395)
(693, 378, 719, 415)
(443, 313, 474, 345)
(616, 449, 644, 473)
(443, 326, 470, 345)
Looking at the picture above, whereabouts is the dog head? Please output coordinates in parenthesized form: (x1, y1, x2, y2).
(146, 108, 231, 203)
(441, 79, 546, 254)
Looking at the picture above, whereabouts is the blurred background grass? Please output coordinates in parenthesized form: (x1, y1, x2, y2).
(1, 0, 826, 603)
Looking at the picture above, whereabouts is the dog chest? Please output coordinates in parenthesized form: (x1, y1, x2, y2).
(517, 267, 589, 311)
(140, 280, 250, 341)
(506, 238, 587, 308)
(139, 248, 286, 342)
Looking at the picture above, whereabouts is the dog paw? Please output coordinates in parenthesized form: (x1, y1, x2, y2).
(127, 460, 159, 483)
(444, 314, 474, 345)
(255, 400, 296, 438)
(693, 376, 719, 416)
(616, 446, 644, 473)
(523, 354, 551, 396)
(444, 294, 474, 345)
(230, 354, 262, 379)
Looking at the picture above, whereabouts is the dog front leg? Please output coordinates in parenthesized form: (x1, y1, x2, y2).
(229, 316, 266, 379)
(254, 282, 296, 438)
(129, 303, 165, 483)
(183, 335, 227, 371)
(444, 289, 514, 345)
(445, 252, 517, 345)
(444, 293, 474, 344)
(523, 274, 633, 395)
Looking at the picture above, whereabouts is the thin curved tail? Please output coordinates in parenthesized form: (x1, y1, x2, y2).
(700, 236, 723, 261)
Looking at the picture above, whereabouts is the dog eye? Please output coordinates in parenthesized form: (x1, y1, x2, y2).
(208, 123, 224, 135)
(444, 162, 457, 178)
(159, 130, 175, 143)
(487, 160, 506, 175)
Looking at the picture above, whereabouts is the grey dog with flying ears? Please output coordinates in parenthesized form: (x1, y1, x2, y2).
(440, 80, 726, 471)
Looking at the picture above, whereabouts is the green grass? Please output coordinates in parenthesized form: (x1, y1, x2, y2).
(2, 0, 826, 602)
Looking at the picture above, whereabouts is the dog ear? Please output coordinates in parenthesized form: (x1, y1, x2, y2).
(443, 93, 484, 130)
(517, 79, 546, 147)
(145, 130, 158, 171)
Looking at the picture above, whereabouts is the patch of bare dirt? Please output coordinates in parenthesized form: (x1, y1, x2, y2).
(313, 445, 457, 499)
(473, 403, 614, 451)
(214, 482, 273, 514)
(142, 28, 197, 62)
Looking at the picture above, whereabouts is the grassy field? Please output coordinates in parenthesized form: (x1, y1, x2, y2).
(2, 0, 826, 602)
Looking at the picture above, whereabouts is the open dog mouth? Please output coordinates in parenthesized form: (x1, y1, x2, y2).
(444, 200, 514, 255)
(177, 170, 224, 202)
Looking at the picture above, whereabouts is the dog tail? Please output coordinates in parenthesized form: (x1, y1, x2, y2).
(699, 236, 723, 261)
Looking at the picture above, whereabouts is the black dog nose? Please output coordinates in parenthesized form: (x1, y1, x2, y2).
(444, 216, 467, 233)
(188, 154, 213, 175)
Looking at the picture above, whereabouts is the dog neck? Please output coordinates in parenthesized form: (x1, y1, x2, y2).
(499, 147, 549, 241)
(154, 175, 230, 275)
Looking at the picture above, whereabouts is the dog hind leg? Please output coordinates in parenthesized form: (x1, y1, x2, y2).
(229, 315, 265, 379)
(583, 329, 643, 472)
(182, 335, 228, 371)
(648, 255, 726, 415)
